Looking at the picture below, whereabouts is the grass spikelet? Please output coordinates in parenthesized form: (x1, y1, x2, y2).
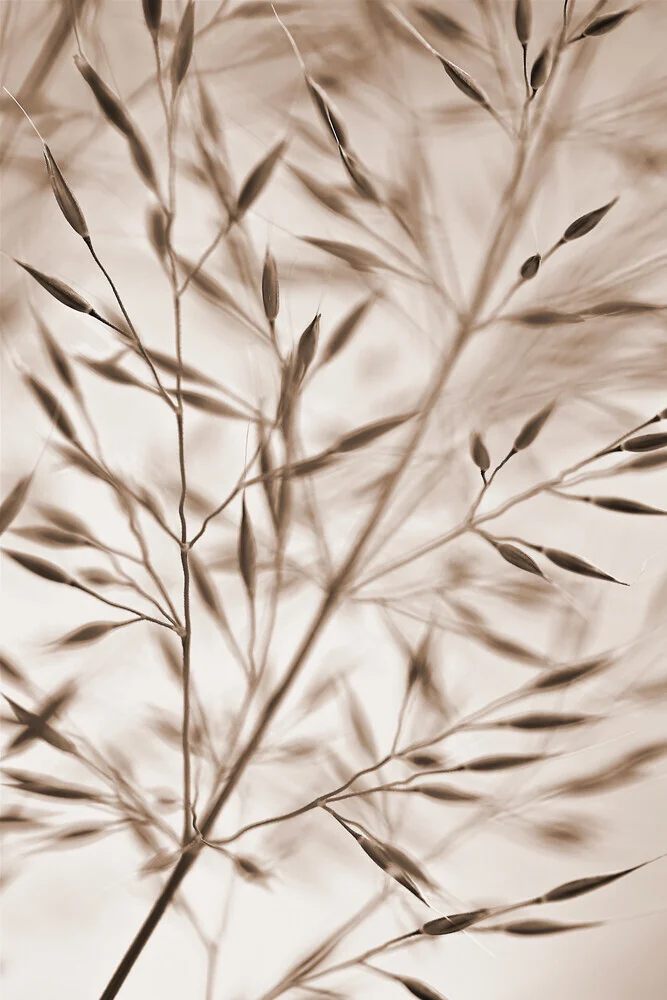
(584, 496, 667, 515)
(25, 375, 78, 443)
(470, 432, 490, 475)
(126, 132, 159, 194)
(490, 919, 600, 935)
(289, 164, 353, 218)
(3, 549, 74, 586)
(576, 9, 634, 40)
(488, 711, 591, 730)
(74, 55, 133, 137)
(452, 753, 546, 772)
(421, 908, 491, 936)
(530, 45, 550, 91)
(142, 0, 162, 37)
(561, 198, 619, 243)
(333, 413, 415, 454)
(489, 541, 544, 578)
(513, 402, 555, 451)
(234, 138, 287, 221)
(302, 238, 400, 274)
(238, 494, 257, 599)
(55, 620, 134, 647)
(520, 253, 541, 280)
(3, 769, 102, 802)
(412, 784, 480, 803)
(43, 146, 90, 240)
(620, 431, 667, 453)
(514, 0, 532, 45)
(394, 975, 448, 1000)
(539, 860, 651, 903)
(305, 77, 349, 149)
(179, 391, 248, 420)
(171, 1, 195, 95)
(531, 656, 611, 691)
(261, 248, 280, 324)
(35, 317, 81, 401)
(0, 477, 32, 537)
(296, 313, 320, 381)
(415, 4, 470, 43)
(536, 546, 627, 585)
(322, 295, 374, 364)
(438, 56, 490, 108)
(15, 261, 95, 315)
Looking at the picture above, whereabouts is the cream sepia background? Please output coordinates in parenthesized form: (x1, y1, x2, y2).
(2, 2, 667, 998)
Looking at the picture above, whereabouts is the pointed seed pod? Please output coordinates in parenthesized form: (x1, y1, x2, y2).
(26, 376, 78, 442)
(470, 432, 490, 473)
(492, 541, 544, 577)
(126, 130, 159, 193)
(520, 253, 541, 279)
(238, 494, 256, 598)
(16, 261, 94, 314)
(540, 862, 646, 903)
(43, 145, 89, 239)
(261, 248, 279, 323)
(0, 477, 32, 536)
(540, 547, 626, 584)
(171, 1, 195, 93)
(306, 77, 348, 148)
(514, 0, 532, 44)
(438, 56, 489, 106)
(234, 138, 287, 220)
(396, 976, 447, 1000)
(513, 401, 554, 451)
(561, 197, 618, 242)
(296, 313, 320, 380)
(322, 295, 374, 364)
(530, 45, 550, 90)
(74, 55, 133, 136)
(580, 9, 633, 38)
(142, 0, 162, 36)
(3, 550, 74, 585)
(422, 909, 491, 936)
(621, 431, 667, 453)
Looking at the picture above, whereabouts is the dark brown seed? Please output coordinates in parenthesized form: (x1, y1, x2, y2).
(395, 975, 448, 1000)
(581, 9, 633, 37)
(303, 238, 390, 272)
(306, 77, 348, 148)
(289, 164, 353, 217)
(322, 296, 374, 364)
(562, 197, 618, 242)
(495, 919, 598, 935)
(413, 784, 479, 802)
(35, 317, 80, 398)
(514, 0, 532, 44)
(80, 358, 148, 389)
(171, 1, 195, 93)
(0, 477, 31, 536)
(3, 769, 101, 801)
(74, 55, 133, 137)
(234, 139, 287, 219)
(541, 862, 646, 903)
(520, 253, 541, 279)
(147, 204, 168, 259)
(531, 656, 611, 691)
(421, 908, 491, 936)
(26, 376, 78, 442)
(492, 542, 544, 577)
(470, 432, 490, 472)
(261, 248, 279, 323)
(13, 526, 89, 548)
(142, 0, 162, 35)
(179, 391, 247, 420)
(586, 496, 667, 515)
(513, 402, 554, 450)
(56, 621, 126, 646)
(415, 5, 468, 41)
(334, 413, 415, 454)
(126, 130, 159, 194)
(43, 145, 89, 239)
(492, 711, 591, 730)
(3, 549, 73, 585)
(621, 431, 667, 453)
(530, 45, 550, 90)
(516, 309, 580, 325)
(541, 547, 626, 585)
(438, 56, 489, 106)
(16, 261, 94, 314)
(296, 313, 320, 379)
(454, 753, 545, 772)
(238, 494, 257, 598)
(337, 145, 380, 201)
